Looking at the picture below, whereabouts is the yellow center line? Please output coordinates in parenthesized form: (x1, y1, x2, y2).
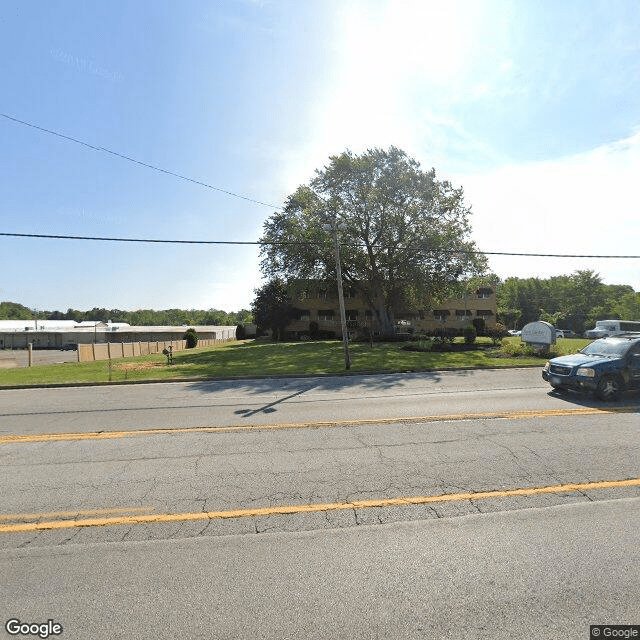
(1, 478, 638, 534)
(1, 406, 637, 445)
(0, 506, 155, 523)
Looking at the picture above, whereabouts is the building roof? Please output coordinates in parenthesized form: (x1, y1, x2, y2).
(0, 320, 129, 332)
(0, 320, 235, 334)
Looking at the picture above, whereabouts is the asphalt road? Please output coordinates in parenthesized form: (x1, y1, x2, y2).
(0, 369, 638, 639)
(2, 499, 638, 640)
(2, 367, 638, 434)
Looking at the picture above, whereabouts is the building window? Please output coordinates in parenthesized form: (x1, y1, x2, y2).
(297, 310, 310, 322)
(455, 310, 472, 317)
(345, 310, 359, 322)
(318, 310, 335, 322)
(433, 310, 451, 322)
(477, 288, 493, 299)
(476, 310, 494, 317)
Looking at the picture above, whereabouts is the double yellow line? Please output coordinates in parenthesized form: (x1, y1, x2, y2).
(2, 478, 638, 534)
(1, 406, 637, 446)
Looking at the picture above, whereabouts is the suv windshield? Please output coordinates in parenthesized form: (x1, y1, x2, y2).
(580, 340, 630, 357)
(595, 323, 617, 331)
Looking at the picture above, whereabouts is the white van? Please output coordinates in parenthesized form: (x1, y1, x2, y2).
(585, 319, 640, 339)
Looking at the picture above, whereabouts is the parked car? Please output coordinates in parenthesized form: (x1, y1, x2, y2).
(542, 334, 640, 400)
(507, 329, 521, 336)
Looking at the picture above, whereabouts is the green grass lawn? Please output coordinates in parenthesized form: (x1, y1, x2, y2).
(0, 337, 591, 388)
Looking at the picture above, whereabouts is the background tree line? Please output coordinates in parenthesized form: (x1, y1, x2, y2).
(0, 301, 253, 327)
(497, 270, 640, 332)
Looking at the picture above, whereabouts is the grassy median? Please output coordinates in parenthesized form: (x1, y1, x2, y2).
(0, 337, 591, 387)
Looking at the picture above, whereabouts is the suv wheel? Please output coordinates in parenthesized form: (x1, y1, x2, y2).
(595, 374, 623, 401)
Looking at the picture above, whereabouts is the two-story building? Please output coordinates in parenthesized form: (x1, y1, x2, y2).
(284, 282, 497, 338)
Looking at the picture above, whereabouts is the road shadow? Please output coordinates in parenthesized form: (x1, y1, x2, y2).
(184, 368, 493, 418)
(0, 371, 455, 419)
(547, 388, 640, 412)
(233, 386, 314, 418)
(185, 369, 451, 395)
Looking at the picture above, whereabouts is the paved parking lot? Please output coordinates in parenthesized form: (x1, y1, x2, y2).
(0, 348, 78, 368)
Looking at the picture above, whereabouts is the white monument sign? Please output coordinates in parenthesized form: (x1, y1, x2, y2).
(521, 321, 556, 347)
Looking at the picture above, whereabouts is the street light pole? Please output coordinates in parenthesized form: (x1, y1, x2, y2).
(324, 220, 351, 370)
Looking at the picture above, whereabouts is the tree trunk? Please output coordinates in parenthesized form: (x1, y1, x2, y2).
(364, 286, 395, 338)
(374, 305, 395, 338)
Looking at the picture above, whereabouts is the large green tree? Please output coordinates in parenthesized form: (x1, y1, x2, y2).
(259, 147, 487, 336)
(251, 278, 297, 341)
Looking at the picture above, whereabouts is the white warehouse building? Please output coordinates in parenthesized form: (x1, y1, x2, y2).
(0, 320, 236, 349)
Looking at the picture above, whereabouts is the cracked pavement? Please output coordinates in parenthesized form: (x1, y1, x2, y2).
(0, 368, 638, 549)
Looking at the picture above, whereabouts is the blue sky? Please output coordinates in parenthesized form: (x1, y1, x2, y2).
(1, 0, 639, 313)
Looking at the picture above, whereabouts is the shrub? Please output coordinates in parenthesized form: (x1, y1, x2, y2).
(463, 324, 477, 345)
(402, 339, 434, 352)
(472, 317, 486, 336)
(309, 321, 319, 339)
(487, 323, 508, 345)
(501, 339, 523, 356)
(183, 328, 199, 348)
(428, 327, 457, 344)
(236, 324, 246, 340)
(500, 339, 556, 358)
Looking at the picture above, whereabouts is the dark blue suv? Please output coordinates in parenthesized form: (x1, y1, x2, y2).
(542, 334, 640, 401)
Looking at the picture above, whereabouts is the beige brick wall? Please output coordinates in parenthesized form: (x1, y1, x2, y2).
(287, 284, 497, 335)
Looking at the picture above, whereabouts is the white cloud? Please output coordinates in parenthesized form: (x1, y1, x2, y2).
(455, 129, 640, 288)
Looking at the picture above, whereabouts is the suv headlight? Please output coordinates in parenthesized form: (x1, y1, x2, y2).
(577, 367, 596, 378)
(543, 362, 550, 371)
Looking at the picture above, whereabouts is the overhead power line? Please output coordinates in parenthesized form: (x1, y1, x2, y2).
(1, 232, 639, 258)
(0, 112, 280, 209)
(0, 232, 303, 246)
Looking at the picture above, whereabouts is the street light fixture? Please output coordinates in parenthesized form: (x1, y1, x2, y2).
(323, 220, 351, 370)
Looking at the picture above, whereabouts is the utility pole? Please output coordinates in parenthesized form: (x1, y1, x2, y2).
(323, 219, 351, 370)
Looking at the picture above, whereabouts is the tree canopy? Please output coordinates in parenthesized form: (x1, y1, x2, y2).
(259, 147, 487, 336)
(251, 278, 297, 341)
(497, 270, 639, 332)
(0, 301, 34, 320)
(0, 302, 253, 326)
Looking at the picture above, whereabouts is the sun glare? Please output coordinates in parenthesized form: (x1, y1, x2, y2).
(307, 0, 485, 159)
